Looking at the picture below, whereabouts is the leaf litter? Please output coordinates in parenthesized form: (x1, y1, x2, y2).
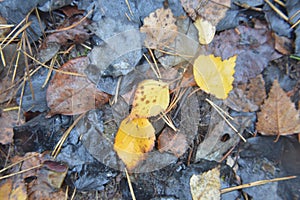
(0, 0, 300, 199)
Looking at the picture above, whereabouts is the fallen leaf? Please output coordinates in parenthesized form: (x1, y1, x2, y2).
(256, 80, 300, 139)
(193, 54, 236, 99)
(140, 7, 178, 49)
(46, 57, 110, 116)
(129, 79, 169, 119)
(114, 117, 155, 170)
(181, 0, 230, 24)
(194, 17, 215, 44)
(158, 127, 188, 157)
(0, 110, 19, 144)
(38, 15, 90, 63)
(190, 167, 221, 200)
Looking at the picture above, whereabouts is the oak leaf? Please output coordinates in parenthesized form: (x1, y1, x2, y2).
(46, 57, 110, 116)
(114, 117, 155, 170)
(140, 7, 177, 49)
(256, 80, 300, 140)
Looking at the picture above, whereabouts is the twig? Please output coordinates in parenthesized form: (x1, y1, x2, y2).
(221, 176, 297, 194)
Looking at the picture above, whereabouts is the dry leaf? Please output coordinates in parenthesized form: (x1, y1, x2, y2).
(46, 57, 110, 116)
(256, 80, 300, 139)
(193, 54, 236, 99)
(158, 127, 188, 157)
(190, 167, 221, 200)
(140, 7, 177, 49)
(129, 79, 169, 119)
(181, 0, 230, 25)
(114, 117, 155, 170)
(194, 17, 216, 44)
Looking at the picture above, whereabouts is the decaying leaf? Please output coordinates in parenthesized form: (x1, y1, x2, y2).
(256, 80, 300, 139)
(193, 54, 236, 99)
(158, 127, 188, 157)
(194, 17, 215, 44)
(140, 7, 178, 49)
(181, 0, 230, 25)
(129, 79, 169, 119)
(46, 57, 110, 116)
(114, 117, 155, 170)
(190, 167, 221, 200)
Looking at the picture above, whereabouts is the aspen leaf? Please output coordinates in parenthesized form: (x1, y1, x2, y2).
(46, 57, 110, 116)
(190, 167, 221, 200)
(114, 117, 155, 170)
(129, 79, 169, 119)
(140, 7, 177, 49)
(194, 17, 216, 45)
(193, 54, 236, 99)
(256, 80, 300, 139)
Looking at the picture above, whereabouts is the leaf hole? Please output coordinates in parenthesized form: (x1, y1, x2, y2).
(220, 133, 230, 142)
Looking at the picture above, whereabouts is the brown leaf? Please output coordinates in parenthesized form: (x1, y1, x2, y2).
(46, 57, 110, 116)
(140, 7, 178, 49)
(256, 80, 300, 139)
(158, 127, 188, 157)
(181, 0, 230, 25)
(0, 110, 20, 144)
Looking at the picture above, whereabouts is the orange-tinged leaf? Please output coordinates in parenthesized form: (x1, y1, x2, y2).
(193, 54, 236, 99)
(129, 79, 169, 119)
(194, 17, 216, 45)
(256, 80, 300, 138)
(114, 117, 155, 170)
(46, 57, 110, 116)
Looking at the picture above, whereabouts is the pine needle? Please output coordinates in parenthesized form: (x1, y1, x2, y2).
(221, 176, 297, 194)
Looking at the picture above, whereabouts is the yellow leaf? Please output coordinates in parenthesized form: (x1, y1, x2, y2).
(129, 79, 169, 119)
(193, 54, 236, 99)
(194, 18, 216, 45)
(114, 117, 155, 170)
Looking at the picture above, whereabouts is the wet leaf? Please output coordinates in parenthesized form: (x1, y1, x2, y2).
(129, 79, 169, 119)
(114, 117, 155, 170)
(158, 127, 188, 157)
(190, 167, 221, 200)
(193, 54, 236, 99)
(140, 7, 177, 49)
(46, 57, 110, 116)
(194, 17, 215, 44)
(256, 80, 300, 138)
